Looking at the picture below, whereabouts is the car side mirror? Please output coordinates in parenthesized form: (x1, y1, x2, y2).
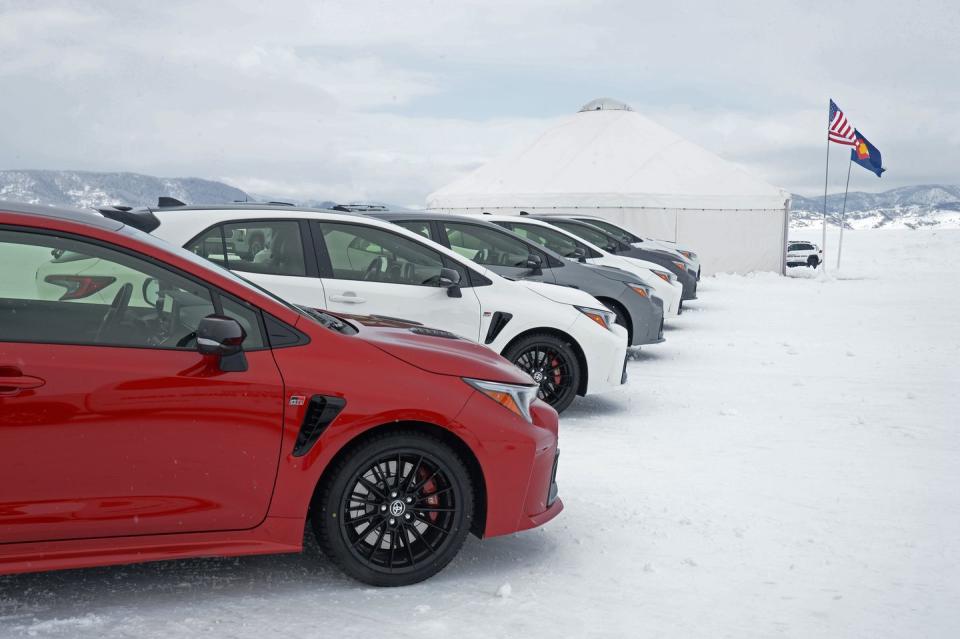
(573, 247, 587, 263)
(196, 315, 248, 372)
(525, 253, 543, 275)
(438, 267, 462, 298)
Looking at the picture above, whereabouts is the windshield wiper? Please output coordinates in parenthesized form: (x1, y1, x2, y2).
(294, 304, 354, 333)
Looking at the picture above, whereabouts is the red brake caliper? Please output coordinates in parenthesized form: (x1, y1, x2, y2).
(551, 356, 562, 385)
(418, 467, 439, 522)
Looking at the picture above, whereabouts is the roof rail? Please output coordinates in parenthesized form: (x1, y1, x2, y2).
(333, 204, 389, 213)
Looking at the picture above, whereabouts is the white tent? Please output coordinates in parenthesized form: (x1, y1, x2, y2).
(427, 98, 791, 275)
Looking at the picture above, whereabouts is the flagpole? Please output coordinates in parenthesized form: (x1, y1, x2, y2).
(821, 110, 831, 273)
(836, 155, 852, 270)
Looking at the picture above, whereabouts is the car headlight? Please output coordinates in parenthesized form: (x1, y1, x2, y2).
(679, 250, 696, 260)
(672, 260, 687, 271)
(628, 283, 650, 297)
(463, 378, 538, 423)
(651, 269, 675, 284)
(575, 305, 617, 331)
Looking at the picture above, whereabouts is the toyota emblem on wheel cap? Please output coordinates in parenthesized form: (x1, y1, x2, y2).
(390, 500, 406, 516)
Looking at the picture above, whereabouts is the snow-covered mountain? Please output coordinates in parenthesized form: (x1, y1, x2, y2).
(3, 170, 957, 231)
(790, 184, 960, 230)
(0, 170, 251, 209)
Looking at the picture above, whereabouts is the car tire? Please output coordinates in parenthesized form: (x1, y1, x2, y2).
(503, 332, 581, 413)
(808, 256, 819, 269)
(313, 431, 474, 587)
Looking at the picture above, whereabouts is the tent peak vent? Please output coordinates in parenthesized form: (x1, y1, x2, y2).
(579, 97, 633, 112)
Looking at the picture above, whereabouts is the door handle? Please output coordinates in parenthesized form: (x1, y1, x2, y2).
(0, 374, 46, 395)
(329, 295, 366, 304)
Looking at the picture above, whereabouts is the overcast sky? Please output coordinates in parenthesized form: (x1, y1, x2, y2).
(1, 0, 957, 205)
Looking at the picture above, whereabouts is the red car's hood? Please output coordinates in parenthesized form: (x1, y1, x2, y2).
(333, 313, 534, 385)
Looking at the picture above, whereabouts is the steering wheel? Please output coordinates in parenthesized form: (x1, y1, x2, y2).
(474, 248, 489, 263)
(94, 283, 133, 343)
(362, 256, 387, 281)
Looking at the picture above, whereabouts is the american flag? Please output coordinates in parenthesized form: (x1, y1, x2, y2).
(829, 99, 857, 146)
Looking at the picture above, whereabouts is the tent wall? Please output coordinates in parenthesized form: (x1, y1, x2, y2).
(429, 206, 789, 276)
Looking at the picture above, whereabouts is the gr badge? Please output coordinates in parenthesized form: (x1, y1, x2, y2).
(289, 395, 306, 406)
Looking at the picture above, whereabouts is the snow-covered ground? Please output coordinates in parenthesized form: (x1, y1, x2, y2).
(2, 229, 958, 638)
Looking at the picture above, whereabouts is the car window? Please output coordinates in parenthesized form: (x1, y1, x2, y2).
(442, 222, 531, 268)
(185, 226, 227, 266)
(549, 220, 621, 251)
(578, 218, 641, 243)
(394, 220, 434, 240)
(219, 295, 265, 349)
(0, 229, 217, 349)
(213, 221, 307, 277)
(318, 222, 447, 286)
(498, 221, 595, 259)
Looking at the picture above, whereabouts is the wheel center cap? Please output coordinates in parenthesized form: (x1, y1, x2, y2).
(389, 500, 406, 517)
(532, 370, 544, 383)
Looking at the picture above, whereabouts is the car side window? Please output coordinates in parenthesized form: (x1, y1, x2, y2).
(499, 222, 586, 259)
(0, 229, 217, 349)
(317, 222, 447, 286)
(394, 220, 434, 240)
(217, 221, 307, 277)
(219, 295, 265, 350)
(185, 226, 227, 266)
(551, 221, 621, 251)
(442, 222, 532, 268)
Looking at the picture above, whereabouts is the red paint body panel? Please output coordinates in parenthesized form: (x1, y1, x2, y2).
(0, 343, 284, 543)
(0, 205, 561, 576)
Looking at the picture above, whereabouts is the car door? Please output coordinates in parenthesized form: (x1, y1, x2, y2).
(430, 220, 557, 284)
(0, 228, 285, 544)
(311, 220, 482, 341)
(185, 220, 326, 308)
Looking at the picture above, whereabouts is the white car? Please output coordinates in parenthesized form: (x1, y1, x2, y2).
(478, 214, 685, 318)
(133, 203, 628, 413)
(786, 241, 823, 268)
(563, 215, 702, 280)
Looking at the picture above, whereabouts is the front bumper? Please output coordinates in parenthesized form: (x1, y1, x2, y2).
(572, 314, 629, 395)
(617, 287, 665, 347)
(678, 270, 698, 301)
(456, 394, 563, 538)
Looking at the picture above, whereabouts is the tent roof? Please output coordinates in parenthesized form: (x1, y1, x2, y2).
(428, 99, 789, 211)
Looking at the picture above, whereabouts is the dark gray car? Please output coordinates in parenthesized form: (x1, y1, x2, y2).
(361, 209, 665, 347)
(525, 215, 698, 301)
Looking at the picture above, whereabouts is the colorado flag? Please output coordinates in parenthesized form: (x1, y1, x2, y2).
(851, 130, 885, 177)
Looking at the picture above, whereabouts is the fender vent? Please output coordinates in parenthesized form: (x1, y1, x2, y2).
(292, 395, 347, 457)
(484, 311, 513, 344)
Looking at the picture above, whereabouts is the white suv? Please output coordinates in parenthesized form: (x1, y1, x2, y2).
(786, 241, 823, 268)
(139, 204, 628, 413)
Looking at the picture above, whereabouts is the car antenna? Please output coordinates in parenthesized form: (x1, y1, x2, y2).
(157, 196, 186, 208)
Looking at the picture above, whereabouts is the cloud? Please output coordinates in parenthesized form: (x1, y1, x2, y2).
(0, 0, 956, 203)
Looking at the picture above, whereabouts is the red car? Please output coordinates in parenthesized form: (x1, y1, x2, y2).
(0, 201, 562, 586)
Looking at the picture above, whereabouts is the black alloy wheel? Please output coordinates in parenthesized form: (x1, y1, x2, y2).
(504, 333, 580, 413)
(314, 431, 473, 586)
